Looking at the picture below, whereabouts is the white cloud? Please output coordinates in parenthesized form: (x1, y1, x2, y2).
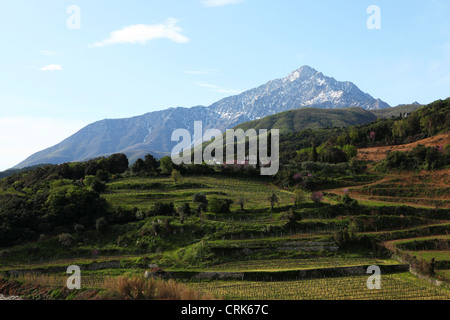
(91, 18, 189, 47)
(201, 0, 244, 7)
(40, 64, 63, 71)
(195, 81, 242, 95)
(0, 117, 87, 171)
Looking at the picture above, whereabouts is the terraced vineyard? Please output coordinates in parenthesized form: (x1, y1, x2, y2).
(201, 257, 399, 272)
(1, 171, 449, 301)
(189, 273, 450, 300)
(385, 236, 450, 282)
(104, 176, 293, 212)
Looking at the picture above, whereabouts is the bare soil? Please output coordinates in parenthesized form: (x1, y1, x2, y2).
(357, 133, 450, 162)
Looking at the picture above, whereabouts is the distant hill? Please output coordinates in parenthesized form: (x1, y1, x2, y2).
(198, 107, 380, 159)
(371, 103, 423, 119)
(277, 98, 450, 157)
(234, 107, 378, 134)
(0, 164, 51, 180)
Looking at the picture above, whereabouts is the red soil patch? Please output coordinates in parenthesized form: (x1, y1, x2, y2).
(357, 133, 450, 162)
(322, 169, 450, 209)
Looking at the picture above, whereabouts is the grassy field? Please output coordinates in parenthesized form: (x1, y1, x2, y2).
(388, 236, 450, 262)
(407, 251, 450, 262)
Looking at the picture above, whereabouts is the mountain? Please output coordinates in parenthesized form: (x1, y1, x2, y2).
(14, 66, 390, 168)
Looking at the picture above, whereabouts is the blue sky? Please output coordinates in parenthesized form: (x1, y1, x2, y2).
(1, 0, 450, 170)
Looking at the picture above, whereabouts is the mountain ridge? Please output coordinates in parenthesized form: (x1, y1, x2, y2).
(15, 65, 390, 169)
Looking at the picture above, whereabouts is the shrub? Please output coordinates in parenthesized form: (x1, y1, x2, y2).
(208, 197, 233, 214)
(333, 229, 350, 247)
(341, 193, 359, 207)
(103, 276, 215, 300)
(193, 193, 208, 213)
(176, 203, 191, 221)
(114, 206, 138, 224)
(192, 193, 208, 205)
(96, 169, 109, 182)
(91, 178, 106, 193)
(380, 145, 449, 171)
(171, 169, 182, 183)
(282, 207, 302, 226)
(176, 206, 185, 224)
(95, 217, 108, 231)
(152, 202, 175, 216)
(58, 233, 73, 248)
(310, 192, 324, 204)
(73, 224, 86, 233)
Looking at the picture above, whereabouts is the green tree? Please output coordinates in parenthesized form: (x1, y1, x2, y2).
(96, 169, 109, 182)
(349, 130, 359, 143)
(348, 222, 359, 240)
(341, 193, 358, 207)
(159, 156, 174, 175)
(83, 175, 95, 187)
(392, 121, 408, 141)
(292, 189, 305, 208)
(311, 140, 318, 162)
(284, 207, 301, 226)
(342, 145, 357, 161)
(152, 202, 175, 216)
(208, 197, 233, 214)
(144, 154, 159, 175)
(105, 153, 129, 174)
(91, 178, 106, 193)
(268, 192, 279, 211)
(181, 202, 191, 216)
(171, 169, 182, 183)
(236, 197, 246, 211)
(131, 158, 146, 175)
(193, 193, 208, 214)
